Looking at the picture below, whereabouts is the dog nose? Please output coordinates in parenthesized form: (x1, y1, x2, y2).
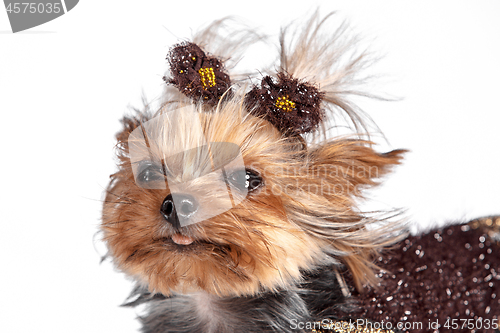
(161, 193, 199, 229)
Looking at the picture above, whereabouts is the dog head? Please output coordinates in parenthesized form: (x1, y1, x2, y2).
(101, 13, 405, 297)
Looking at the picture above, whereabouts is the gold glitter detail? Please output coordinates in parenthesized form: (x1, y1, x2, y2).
(473, 216, 500, 245)
(310, 320, 395, 333)
(198, 67, 216, 90)
(275, 95, 296, 112)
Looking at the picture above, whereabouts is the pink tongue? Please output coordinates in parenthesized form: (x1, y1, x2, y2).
(172, 234, 194, 245)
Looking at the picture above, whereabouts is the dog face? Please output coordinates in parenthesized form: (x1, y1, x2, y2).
(101, 98, 405, 297)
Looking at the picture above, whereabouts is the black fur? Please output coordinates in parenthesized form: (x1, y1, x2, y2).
(300, 266, 354, 318)
(123, 264, 347, 333)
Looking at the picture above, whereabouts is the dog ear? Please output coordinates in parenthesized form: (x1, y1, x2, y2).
(310, 139, 406, 197)
(307, 139, 407, 290)
(114, 111, 152, 162)
(116, 115, 141, 147)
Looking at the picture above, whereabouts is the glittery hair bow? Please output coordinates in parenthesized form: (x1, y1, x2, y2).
(244, 72, 324, 135)
(164, 42, 231, 105)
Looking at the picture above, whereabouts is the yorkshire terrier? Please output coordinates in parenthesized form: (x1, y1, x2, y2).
(102, 13, 499, 333)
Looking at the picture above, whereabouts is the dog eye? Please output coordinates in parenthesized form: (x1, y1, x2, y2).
(136, 162, 165, 184)
(227, 169, 263, 192)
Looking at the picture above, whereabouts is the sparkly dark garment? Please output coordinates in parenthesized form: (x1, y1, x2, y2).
(122, 217, 498, 333)
(331, 216, 500, 333)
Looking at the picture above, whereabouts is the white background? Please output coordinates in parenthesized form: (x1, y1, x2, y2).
(1, 1, 499, 332)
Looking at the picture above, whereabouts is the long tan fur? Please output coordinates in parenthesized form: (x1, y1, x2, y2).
(102, 12, 407, 298)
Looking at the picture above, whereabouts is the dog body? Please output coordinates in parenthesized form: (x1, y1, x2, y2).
(101, 13, 499, 333)
(102, 99, 401, 332)
(102, 98, 402, 332)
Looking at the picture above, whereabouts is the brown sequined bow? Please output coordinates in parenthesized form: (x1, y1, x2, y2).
(164, 42, 231, 105)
